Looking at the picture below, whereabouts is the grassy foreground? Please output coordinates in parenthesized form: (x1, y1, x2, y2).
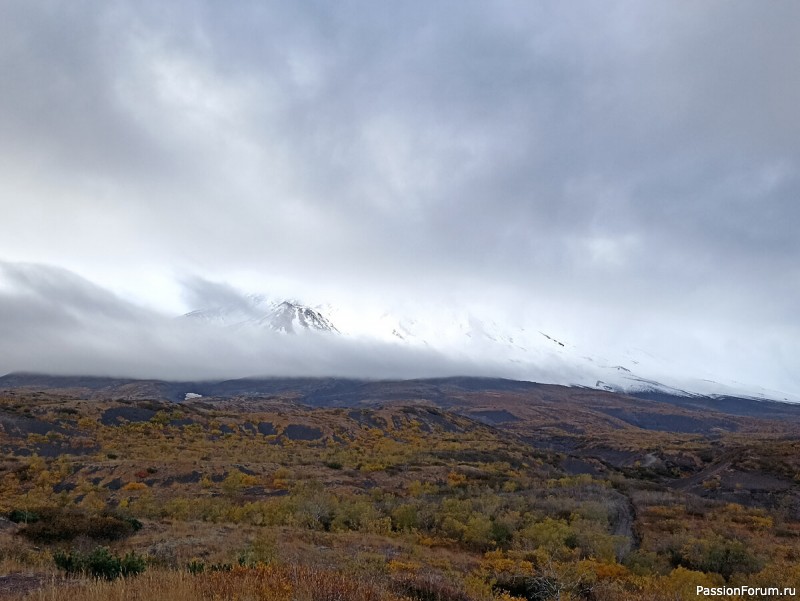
(2, 385, 800, 600)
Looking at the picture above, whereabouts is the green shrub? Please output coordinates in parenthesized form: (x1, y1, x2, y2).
(18, 508, 141, 543)
(187, 560, 205, 574)
(696, 540, 764, 580)
(8, 509, 39, 524)
(391, 504, 419, 532)
(53, 547, 147, 580)
(672, 537, 764, 580)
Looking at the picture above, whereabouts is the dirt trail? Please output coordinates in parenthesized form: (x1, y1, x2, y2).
(610, 491, 639, 559)
(669, 449, 738, 491)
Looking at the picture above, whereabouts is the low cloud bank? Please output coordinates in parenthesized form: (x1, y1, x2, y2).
(2, 261, 797, 402)
(0, 262, 583, 383)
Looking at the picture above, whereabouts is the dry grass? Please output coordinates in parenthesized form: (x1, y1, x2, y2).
(7, 565, 409, 601)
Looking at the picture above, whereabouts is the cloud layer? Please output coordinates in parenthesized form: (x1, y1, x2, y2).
(0, 262, 534, 382)
(0, 2, 798, 393)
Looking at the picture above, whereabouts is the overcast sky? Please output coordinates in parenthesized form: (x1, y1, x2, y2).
(0, 2, 798, 393)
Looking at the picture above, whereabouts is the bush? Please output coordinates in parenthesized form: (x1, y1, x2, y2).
(18, 508, 141, 543)
(187, 560, 205, 574)
(8, 509, 39, 524)
(697, 540, 763, 580)
(673, 537, 764, 580)
(53, 547, 147, 580)
(391, 504, 419, 532)
(392, 572, 470, 601)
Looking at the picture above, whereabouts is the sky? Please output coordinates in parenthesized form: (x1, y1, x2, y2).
(0, 2, 798, 394)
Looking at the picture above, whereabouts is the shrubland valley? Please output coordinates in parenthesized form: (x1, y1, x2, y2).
(1, 376, 800, 600)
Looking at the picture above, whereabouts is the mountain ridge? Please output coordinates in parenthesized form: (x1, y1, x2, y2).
(2, 372, 799, 421)
(180, 294, 799, 403)
(185, 296, 338, 334)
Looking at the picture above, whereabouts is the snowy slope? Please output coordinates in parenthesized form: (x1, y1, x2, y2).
(185, 295, 338, 334)
(255, 301, 338, 334)
(183, 296, 799, 402)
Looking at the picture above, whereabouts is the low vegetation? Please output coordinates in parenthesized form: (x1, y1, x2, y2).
(53, 547, 146, 580)
(1, 384, 799, 599)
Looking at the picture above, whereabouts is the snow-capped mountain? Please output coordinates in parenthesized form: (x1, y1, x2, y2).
(184, 295, 338, 334)
(257, 301, 338, 334)
(182, 295, 799, 403)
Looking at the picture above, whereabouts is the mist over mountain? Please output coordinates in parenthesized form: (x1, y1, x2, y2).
(179, 281, 800, 402)
(1, 261, 796, 403)
(0, 261, 515, 382)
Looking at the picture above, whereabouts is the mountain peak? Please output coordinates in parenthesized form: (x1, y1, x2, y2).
(258, 301, 338, 334)
(184, 297, 338, 334)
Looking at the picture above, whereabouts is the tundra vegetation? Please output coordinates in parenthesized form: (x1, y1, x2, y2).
(1, 385, 800, 600)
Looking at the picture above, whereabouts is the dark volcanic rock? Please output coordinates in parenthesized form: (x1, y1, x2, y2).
(283, 424, 323, 440)
(599, 408, 738, 434)
(468, 409, 520, 424)
(257, 422, 276, 435)
(561, 457, 601, 476)
(347, 410, 385, 429)
(164, 471, 202, 485)
(0, 411, 56, 437)
(101, 406, 157, 426)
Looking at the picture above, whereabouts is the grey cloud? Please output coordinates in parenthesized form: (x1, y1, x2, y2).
(0, 262, 147, 326)
(179, 276, 256, 315)
(0, 2, 797, 393)
(0, 262, 553, 382)
(0, 3, 165, 180)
